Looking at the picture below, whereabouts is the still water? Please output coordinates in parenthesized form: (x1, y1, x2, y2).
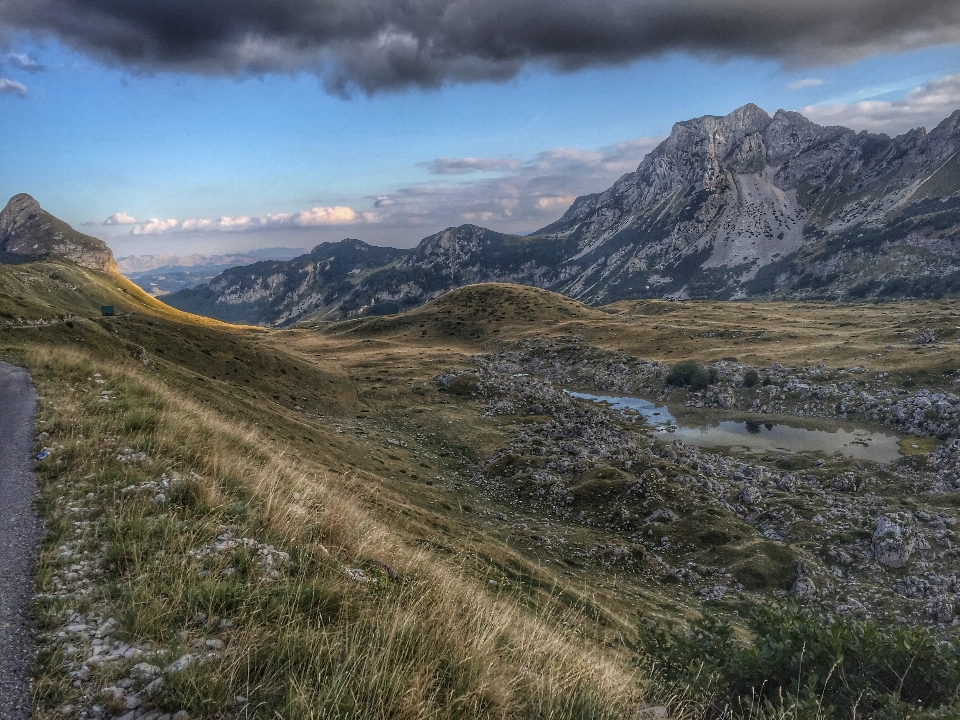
(567, 391, 902, 464)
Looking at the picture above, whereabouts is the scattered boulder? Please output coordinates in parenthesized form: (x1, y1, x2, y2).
(635, 705, 669, 719)
(645, 508, 678, 524)
(925, 596, 955, 624)
(791, 576, 817, 601)
(872, 515, 916, 568)
(738, 486, 761, 506)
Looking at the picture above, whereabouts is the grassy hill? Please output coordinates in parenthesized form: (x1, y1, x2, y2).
(6, 262, 960, 719)
(1, 262, 641, 720)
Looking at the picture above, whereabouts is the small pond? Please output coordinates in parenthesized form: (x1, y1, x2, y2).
(566, 391, 903, 464)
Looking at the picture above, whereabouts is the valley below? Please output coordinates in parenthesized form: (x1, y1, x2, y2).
(4, 262, 960, 719)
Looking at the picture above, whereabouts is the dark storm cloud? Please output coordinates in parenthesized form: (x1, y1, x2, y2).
(2, 0, 960, 93)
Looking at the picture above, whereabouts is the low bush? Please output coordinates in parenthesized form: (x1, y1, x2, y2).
(666, 361, 718, 390)
(743, 369, 760, 388)
(636, 604, 960, 719)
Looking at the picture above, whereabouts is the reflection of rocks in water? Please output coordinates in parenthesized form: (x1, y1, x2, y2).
(570, 390, 903, 463)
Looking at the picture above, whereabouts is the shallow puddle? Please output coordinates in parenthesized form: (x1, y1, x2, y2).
(567, 390, 903, 464)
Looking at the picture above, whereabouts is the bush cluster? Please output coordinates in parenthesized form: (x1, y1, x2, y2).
(636, 604, 960, 719)
(666, 361, 718, 390)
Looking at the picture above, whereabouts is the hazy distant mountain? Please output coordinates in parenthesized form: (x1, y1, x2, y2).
(165, 104, 960, 324)
(0, 194, 117, 272)
(120, 248, 309, 296)
(166, 239, 408, 324)
(117, 248, 307, 274)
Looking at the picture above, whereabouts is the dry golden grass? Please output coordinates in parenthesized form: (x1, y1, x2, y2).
(24, 343, 641, 719)
(11, 272, 960, 719)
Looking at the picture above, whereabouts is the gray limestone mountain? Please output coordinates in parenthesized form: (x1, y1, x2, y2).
(0, 194, 117, 273)
(165, 103, 960, 325)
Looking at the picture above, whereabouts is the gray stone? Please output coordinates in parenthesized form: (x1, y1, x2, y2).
(0, 193, 118, 271)
(791, 577, 817, 600)
(872, 515, 916, 568)
(164, 654, 195, 674)
(635, 706, 669, 719)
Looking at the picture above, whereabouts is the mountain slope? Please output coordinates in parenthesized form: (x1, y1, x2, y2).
(0, 194, 118, 272)
(166, 239, 407, 324)
(165, 104, 960, 325)
(538, 103, 960, 302)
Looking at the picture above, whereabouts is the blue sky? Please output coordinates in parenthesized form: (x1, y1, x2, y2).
(2, 1, 960, 258)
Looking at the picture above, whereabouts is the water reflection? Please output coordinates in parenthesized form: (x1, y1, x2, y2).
(566, 390, 902, 464)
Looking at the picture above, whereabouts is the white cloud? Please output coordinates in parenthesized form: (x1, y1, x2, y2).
(131, 206, 359, 235)
(104, 211, 137, 225)
(132, 218, 179, 235)
(6, 52, 45, 72)
(0, 78, 27, 96)
(362, 136, 662, 233)
(124, 136, 661, 243)
(802, 73, 960, 135)
(291, 206, 357, 225)
(788, 78, 823, 90)
(536, 195, 576, 210)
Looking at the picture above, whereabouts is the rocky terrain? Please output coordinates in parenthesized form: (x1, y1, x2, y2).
(437, 339, 960, 630)
(0, 194, 117, 273)
(165, 104, 960, 325)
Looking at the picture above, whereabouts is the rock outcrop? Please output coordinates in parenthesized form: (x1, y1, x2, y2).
(0, 194, 117, 273)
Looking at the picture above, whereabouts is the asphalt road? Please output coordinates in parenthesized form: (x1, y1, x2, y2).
(0, 362, 41, 720)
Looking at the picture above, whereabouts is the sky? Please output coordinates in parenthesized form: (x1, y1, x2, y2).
(2, 0, 960, 259)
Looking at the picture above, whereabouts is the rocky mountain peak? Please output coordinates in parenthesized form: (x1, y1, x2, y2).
(0, 193, 42, 238)
(0, 194, 117, 273)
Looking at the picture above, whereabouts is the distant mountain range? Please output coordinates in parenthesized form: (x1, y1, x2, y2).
(165, 103, 960, 325)
(118, 248, 308, 296)
(7, 101, 960, 326)
(117, 248, 306, 274)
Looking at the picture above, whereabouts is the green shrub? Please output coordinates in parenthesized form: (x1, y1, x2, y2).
(743, 369, 760, 388)
(666, 361, 718, 390)
(635, 604, 960, 719)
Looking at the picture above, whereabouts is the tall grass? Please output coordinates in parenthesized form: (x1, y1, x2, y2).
(26, 344, 639, 719)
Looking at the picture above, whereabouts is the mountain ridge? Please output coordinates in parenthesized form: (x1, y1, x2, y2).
(159, 103, 960, 324)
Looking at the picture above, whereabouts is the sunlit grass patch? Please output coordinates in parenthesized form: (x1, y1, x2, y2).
(898, 434, 942, 455)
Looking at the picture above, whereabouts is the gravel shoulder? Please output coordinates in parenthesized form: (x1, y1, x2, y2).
(0, 361, 41, 720)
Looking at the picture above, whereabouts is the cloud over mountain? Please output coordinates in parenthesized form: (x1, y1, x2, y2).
(372, 137, 661, 229)
(803, 72, 960, 134)
(104, 211, 137, 225)
(130, 206, 359, 235)
(2, 0, 959, 94)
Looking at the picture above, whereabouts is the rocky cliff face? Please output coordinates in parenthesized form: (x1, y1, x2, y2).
(538, 104, 960, 302)
(165, 104, 960, 325)
(0, 194, 117, 273)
